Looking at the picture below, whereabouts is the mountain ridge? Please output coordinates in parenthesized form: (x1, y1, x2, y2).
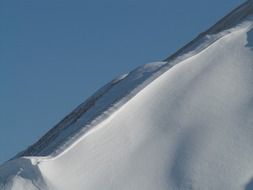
(17, 0, 253, 159)
(2, 1, 253, 190)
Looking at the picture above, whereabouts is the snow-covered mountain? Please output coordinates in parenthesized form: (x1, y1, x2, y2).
(1, 1, 253, 189)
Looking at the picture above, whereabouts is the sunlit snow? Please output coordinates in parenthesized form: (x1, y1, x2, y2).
(1, 1, 253, 190)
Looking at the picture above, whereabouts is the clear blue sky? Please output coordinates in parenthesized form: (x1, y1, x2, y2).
(0, 0, 244, 164)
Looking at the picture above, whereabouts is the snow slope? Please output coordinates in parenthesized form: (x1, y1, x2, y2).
(2, 1, 253, 190)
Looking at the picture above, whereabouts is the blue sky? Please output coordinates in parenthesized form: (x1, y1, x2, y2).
(0, 0, 244, 164)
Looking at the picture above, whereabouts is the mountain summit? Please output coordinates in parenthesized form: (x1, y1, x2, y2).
(1, 1, 253, 190)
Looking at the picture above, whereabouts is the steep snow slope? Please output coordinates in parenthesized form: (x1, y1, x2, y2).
(2, 1, 253, 190)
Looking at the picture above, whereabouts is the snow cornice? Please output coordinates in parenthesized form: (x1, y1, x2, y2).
(164, 0, 253, 62)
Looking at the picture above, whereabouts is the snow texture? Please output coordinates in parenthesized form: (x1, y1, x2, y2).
(1, 1, 253, 190)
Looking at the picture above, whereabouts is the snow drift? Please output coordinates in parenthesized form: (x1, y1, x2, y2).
(1, 1, 253, 189)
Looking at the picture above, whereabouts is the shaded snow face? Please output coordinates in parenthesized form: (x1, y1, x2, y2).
(39, 22, 253, 190)
(0, 158, 47, 190)
(10, 21, 253, 190)
(2, 7, 253, 190)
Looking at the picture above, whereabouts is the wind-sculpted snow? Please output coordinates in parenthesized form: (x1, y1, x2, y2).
(0, 158, 47, 190)
(2, 1, 253, 190)
(164, 0, 253, 62)
(17, 61, 170, 157)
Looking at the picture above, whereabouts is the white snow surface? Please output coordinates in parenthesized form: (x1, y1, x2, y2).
(2, 2, 253, 190)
